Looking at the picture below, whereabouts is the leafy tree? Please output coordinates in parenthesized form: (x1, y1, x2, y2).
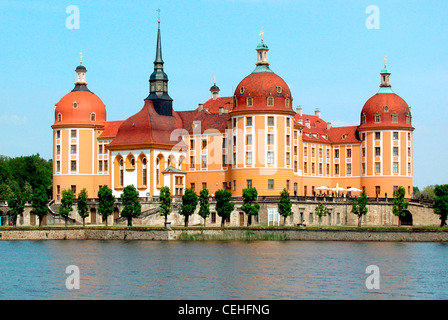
(77, 188, 89, 227)
(120, 185, 142, 227)
(421, 185, 436, 200)
(392, 186, 409, 226)
(198, 188, 210, 227)
(59, 189, 74, 226)
(215, 189, 234, 227)
(352, 190, 368, 228)
(315, 203, 330, 225)
(433, 184, 448, 227)
(98, 185, 115, 227)
(159, 186, 172, 226)
(179, 188, 198, 227)
(278, 188, 292, 226)
(240, 188, 260, 226)
(31, 185, 49, 227)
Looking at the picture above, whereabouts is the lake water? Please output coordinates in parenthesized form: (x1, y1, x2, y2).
(0, 240, 447, 300)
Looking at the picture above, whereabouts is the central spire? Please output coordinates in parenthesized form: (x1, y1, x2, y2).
(145, 11, 173, 116)
(252, 29, 273, 74)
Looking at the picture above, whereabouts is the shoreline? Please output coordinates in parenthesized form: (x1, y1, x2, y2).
(0, 226, 447, 242)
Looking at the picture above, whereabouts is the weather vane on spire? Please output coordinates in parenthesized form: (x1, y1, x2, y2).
(383, 55, 387, 67)
(259, 27, 264, 41)
(79, 52, 83, 65)
(157, 8, 161, 23)
(213, 76, 216, 85)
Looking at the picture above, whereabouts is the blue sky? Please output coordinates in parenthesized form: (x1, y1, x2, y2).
(0, 0, 447, 189)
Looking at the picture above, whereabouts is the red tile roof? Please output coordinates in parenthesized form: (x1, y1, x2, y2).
(178, 109, 230, 134)
(201, 97, 233, 114)
(99, 120, 124, 139)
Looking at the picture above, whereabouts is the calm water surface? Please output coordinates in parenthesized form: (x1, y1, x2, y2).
(0, 240, 447, 300)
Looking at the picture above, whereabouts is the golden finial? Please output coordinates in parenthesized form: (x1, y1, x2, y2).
(383, 55, 387, 67)
(157, 8, 161, 23)
(213, 76, 216, 85)
(79, 52, 83, 65)
(259, 27, 264, 41)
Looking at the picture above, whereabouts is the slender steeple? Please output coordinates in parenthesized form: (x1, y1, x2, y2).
(72, 52, 90, 92)
(252, 28, 273, 74)
(145, 12, 173, 116)
(377, 56, 394, 94)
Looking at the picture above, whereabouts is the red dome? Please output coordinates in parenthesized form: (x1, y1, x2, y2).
(359, 93, 413, 130)
(233, 72, 294, 113)
(53, 90, 106, 126)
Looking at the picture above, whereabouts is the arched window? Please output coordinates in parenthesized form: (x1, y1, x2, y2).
(285, 98, 290, 108)
(156, 157, 160, 186)
(267, 96, 274, 106)
(361, 113, 366, 124)
(276, 86, 282, 94)
(58, 113, 62, 122)
(247, 97, 253, 106)
(142, 157, 147, 186)
(240, 87, 245, 95)
(90, 113, 96, 121)
(119, 158, 124, 186)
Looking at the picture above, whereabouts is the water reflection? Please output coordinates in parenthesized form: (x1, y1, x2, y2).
(1, 241, 447, 300)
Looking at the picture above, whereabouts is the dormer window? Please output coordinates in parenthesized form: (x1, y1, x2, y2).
(267, 96, 274, 106)
(247, 97, 253, 106)
(392, 114, 398, 123)
(285, 98, 290, 108)
(361, 113, 366, 124)
(384, 106, 389, 112)
(73, 102, 78, 109)
(406, 114, 411, 124)
(374, 114, 381, 123)
(240, 87, 245, 95)
(276, 86, 282, 94)
(90, 112, 96, 121)
(58, 113, 62, 122)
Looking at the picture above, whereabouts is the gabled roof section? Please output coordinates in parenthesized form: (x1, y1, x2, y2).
(178, 109, 230, 134)
(98, 120, 124, 139)
(201, 97, 233, 114)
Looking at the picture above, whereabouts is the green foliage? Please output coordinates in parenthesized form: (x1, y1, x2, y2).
(198, 188, 210, 226)
(179, 188, 198, 227)
(215, 189, 234, 227)
(31, 185, 49, 227)
(159, 186, 171, 224)
(59, 189, 74, 225)
(77, 188, 89, 226)
(241, 188, 260, 226)
(315, 203, 329, 217)
(278, 188, 292, 225)
(0, 154, 52, 200)
(420, 185, 436, 200)
(393, 186, 409, 226)
(433, 184, 448, 227)
(7, 183, 32, 226)
(120, 185, 141, 227)
(352, 190, 368, 228)
(97, 185, 115, 226)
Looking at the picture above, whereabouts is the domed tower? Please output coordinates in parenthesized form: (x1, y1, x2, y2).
(229, 36, 296, 196)
(52, 55, 109, 203)
(359, 61, 414, 198)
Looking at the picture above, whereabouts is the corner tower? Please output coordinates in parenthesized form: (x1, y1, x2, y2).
(145, 19, 173, 116)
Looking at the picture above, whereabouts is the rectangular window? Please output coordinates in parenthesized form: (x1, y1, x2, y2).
(202, 155, 207, 168)
(375, 162, 381, 173)
(202, 183, 207, 190)
(375, 186, 381, 195)
(222, 154, 227, 167)
(294, 146, 298, 156)
(71, 130, 77, 138)
(286, 152, 290, 165)
(202, 139, 207, 149)
(267, 116, 274, 126)
(247, 179, 252, 189)
(286, 118, 290, 127)
(393, 147, 399, 156)
(267, 151, 274, 164)
(104, 160, 108, 172)
(393, 162, 399, 173)
(246, 117, 252, 126)
(286, 180, 290, 190)
(99, 160, 103, 172)
(392, 114, 398, 123)
(319, 163, 322, 175)
(375, 147, 381, 156)
(71, 145, 77, 154)
(56, 161, 61, 172)
(286, 135, 290, 146)
(362, 147, 366, 157)
(71, 160, 77, 171)
(375, 132, 381, 140)
(326, 163, 330, 175)
(408, 162, 412, 174)
(99, 145, 103, 154)
(312, 148, 315, 157)
(362, 163, 366, 174)
(246, 134, 252, 145)
(347, 163, 352, 174)
(347, 149, 352, 158)
(393, 132, 399, 140)
(304, 147, 308, 157)
(267, 134, 274, 145)
(408, 147, 411, 157)
(334, 149, 339, 158)
(319, 148, 322, 158)
(190, 156, 195, 169)
(190, 183, 195, 192)
(304, 162, 308, 174)
(326, 149, 330, 158)
(311, 163, 315, 174)
(335, 164, 340, 175)
(190, 139, 195, 150)
(294, 131, 297, 139)
(294, 161, 298, 172)
(71, 185, 76, 195)
(56, 130, 61, 139)
(268, 179, 274, 190)
(56, 145, 61, 155)
(246, 152, 252, 165)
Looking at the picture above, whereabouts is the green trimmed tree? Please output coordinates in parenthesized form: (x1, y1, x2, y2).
(77, 188, 89, 227)
(159, 186, 171, 226)
(241, 188, 260, 226)
(278, 188, 292, 226)
(352, 190, 368, 228)
(7, 182, 32, 227)
(179, 188, 198, 227)
(31, 185, 49, 227)
(97, 185, 115, 227)
(433, 184, 448, 227)
(121, 185, 141, 227)
(198, 188, 210, 227)
(393, 186, 409, 226)
(215, 189, 234, 227)
(59, 189, 74, 226)
(315, 203, 330, 225)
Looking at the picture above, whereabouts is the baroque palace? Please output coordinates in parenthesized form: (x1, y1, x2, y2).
(51, 21, 414, 205)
